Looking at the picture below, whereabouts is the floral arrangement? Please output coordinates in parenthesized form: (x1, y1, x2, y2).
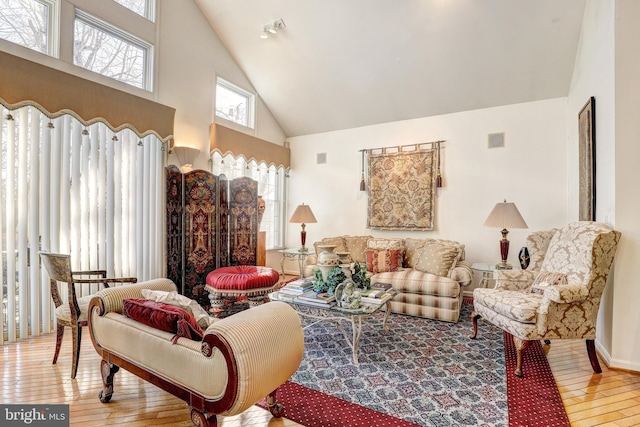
(350, 262, 371, 290)
(312, 262, 370, 295)
(312, 267, 346, 295)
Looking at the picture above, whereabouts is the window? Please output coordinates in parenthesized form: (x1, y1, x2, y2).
(0, 0, 58, 56)
(211, 152, 286, 250)
(112, 0, 155, 21)
(73, 10, 152, 90)
(215, 78, 255, 129)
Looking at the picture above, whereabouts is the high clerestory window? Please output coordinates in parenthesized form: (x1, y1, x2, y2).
(0, 0, 58, 56)
(112, 0, 155, 21)
(73, 10, 153, 91)
(215, 77, 255, 129)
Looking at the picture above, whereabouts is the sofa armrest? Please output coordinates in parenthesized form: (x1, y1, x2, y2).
(494, 269, 536, 291)
(201, 301, 304, 414)
(450, 260, 473, 286)
(541, 283, 589, 304)
(92, 278, 178, 314)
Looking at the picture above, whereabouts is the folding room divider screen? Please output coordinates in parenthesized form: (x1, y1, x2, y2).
(166, 165, 260, 306)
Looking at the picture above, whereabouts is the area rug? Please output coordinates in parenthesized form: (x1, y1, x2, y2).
(258, 299, 570, 427)
(504, 333, 570, 427)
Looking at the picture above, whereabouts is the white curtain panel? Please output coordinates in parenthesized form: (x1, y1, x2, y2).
(0, 105, 165, 343)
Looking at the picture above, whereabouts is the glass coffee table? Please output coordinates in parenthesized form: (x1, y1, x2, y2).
(269, 290, 395, 364)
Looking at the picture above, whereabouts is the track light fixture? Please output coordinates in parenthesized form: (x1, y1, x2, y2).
(260, 18, 285, 39)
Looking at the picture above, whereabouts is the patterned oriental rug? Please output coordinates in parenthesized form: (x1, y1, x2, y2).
(258, 298, 570, 427)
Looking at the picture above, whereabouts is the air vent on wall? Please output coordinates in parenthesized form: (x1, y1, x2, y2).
(317, 153, 327, 164)
(488, 132, 505, 148)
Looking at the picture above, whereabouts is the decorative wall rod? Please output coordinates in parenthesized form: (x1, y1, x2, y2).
(358, 140, 445, 154)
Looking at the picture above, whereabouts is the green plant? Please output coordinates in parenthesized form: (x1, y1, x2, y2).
(312, 267, 347, 295)
(351, 262, 371, 290)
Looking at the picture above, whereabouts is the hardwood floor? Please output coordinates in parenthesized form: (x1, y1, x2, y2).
(2, 330, 639, 426)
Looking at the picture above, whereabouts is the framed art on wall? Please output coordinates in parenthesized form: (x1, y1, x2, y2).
(578, 96, 596, 221)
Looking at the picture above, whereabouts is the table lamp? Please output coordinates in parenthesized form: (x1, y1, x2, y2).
(483, 199, 528, 269)
(289, 203, 317, 251)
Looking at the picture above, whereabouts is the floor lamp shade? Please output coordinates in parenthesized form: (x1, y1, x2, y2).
(483, 200, 528, 269)
(289, 204, 317, 251)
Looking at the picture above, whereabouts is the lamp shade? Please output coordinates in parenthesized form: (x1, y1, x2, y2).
(483, 200, 528, 230)
(289, 204, 317, 224)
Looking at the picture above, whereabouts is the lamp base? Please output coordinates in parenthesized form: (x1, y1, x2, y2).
(495, 262, 513, 270)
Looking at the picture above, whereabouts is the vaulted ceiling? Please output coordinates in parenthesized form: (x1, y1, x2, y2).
(194, 0, 586, 137)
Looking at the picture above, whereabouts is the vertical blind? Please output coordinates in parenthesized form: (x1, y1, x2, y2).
(1, 104, 165, 344)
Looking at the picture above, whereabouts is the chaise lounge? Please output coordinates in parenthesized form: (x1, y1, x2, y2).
(88, 278, 304, 426)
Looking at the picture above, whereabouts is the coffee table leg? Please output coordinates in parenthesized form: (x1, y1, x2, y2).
(351, 316, 364, 365)
(383, 301, 392, 331)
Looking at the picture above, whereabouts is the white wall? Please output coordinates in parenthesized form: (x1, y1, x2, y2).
(611, 0, 640, 371)
(567, 0, 640, 372)
(566, 0, 617, 364)
(286, 98, 568, 287)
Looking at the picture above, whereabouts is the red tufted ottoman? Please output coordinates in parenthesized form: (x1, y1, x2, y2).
(205, 266, 280, 317)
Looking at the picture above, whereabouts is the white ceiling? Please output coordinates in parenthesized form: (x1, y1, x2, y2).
(193, 0, 586, 137)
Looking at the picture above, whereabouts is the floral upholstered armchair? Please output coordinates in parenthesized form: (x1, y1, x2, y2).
(471, 221, 621, 377)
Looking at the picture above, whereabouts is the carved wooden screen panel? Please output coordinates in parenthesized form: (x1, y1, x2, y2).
(218, 174, 230, 268)
(183, 170, 218, 306)
(229, 177, 258, 266)
(165, 165, 183, 292)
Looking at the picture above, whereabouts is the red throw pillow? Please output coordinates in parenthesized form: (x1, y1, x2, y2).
(123, 298, 204, 343)
(366, 249, 400, 273)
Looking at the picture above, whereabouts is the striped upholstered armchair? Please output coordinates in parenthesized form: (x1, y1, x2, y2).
(470, 221, 621, 377)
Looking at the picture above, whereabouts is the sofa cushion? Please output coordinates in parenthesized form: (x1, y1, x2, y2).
(530, 271, 567, 295)
(367, 238, 404, 266)
(313, 236, 347, 256)
(403, 238, 427, 268)
(372, 270, 460, 297)
(141, 289, 215, 329)
(344, 235, 372, 263)
(123, 298, 204, 342)
(414, 242, 460, 277)
(366, 249, 401, 273)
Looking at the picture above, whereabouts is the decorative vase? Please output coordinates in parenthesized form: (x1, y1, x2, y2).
(317, 245, 340, 281)
(336, 251, 352, 277)
(519, 247, 530, 270)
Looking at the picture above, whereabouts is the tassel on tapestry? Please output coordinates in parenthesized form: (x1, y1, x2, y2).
(359, 150, 366, 191)
(436, 142, 443, 188)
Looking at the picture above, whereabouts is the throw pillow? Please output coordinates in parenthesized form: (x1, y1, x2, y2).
(344, 235, 373, 264)
(530, 271, 567, 295)
(366, 249, 401, 273)
(141, 289, 215, 330)
(123, 298, 204, 343)
(414, 242, 460, 277)
(403, 238, 427, 268)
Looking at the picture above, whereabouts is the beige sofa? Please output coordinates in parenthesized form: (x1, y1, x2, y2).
(305, 236, 473, 323)
(88, 278, 304, 427)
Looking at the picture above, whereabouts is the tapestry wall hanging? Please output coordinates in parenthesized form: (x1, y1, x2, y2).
(367, 148, 436, 230)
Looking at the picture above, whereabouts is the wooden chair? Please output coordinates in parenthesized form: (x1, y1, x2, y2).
(39, 252, 137, 378)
